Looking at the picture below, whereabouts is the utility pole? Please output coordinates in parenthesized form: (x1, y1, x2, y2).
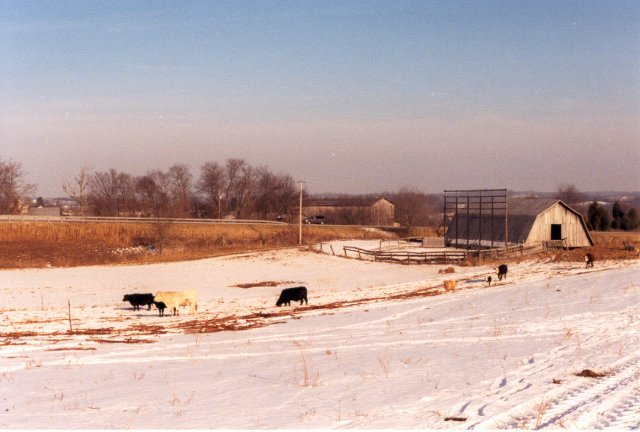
(298, 180, 305, 245)
(217, 191, 222, 220)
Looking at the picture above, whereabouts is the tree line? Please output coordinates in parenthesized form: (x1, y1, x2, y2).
(587, 201, 638, 231)
(61, 159, 297, 219)
(0, 157, 445, 227)
(555, 183, 638, 232)
(1, 158, 637, 230)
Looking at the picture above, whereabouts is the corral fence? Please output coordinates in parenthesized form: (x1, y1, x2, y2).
(344, 246, 468, 264)
(0, 215, 288, 226)
(341, 243, 535, 265)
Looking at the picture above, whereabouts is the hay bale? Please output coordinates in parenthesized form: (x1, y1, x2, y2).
(443, 280, 456, 292)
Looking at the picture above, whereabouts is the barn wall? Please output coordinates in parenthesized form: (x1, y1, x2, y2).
(303, 199, 395, 226)
(526, 204, 592, 247)
(371, 199, 395, 226)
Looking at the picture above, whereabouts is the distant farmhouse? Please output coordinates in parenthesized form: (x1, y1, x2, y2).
(446, 198, 593, 249)
(298, 197, 395, 226)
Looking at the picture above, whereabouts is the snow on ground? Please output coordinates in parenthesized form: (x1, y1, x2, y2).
(1, 241, 639, 429)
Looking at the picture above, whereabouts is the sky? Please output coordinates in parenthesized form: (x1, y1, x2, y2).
(1, 0, 639, 197)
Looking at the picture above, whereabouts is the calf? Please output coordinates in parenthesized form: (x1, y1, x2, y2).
(443, 280, 456, 292)
(123, 293, 154, 311)
(585, 253, 594, 268)
(496, 264, 508, 281)
(154, 301, 167, 317)
(486, 275, 492, 286)
(153, 290, 198, 316)
(276, 286, 308, 307)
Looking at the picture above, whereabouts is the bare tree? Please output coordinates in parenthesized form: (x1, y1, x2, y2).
(252, 166, 275, 219)
(62, 163, 91, 215)
(118, 173, 138, 216)
(272, 172, 296, 217)
(235, 163, 255, 218)
(555, 183, 586, 207)
(136, 170, 171, 217)
(168, 164, 194, 217)
(87, 169, 131, 216)
(391, 187, 440, 229)
(0, 159, 36, 214)
(198, 162, 226, 218)
(224, 158, 246, 216)
(252, 166, 296, 219)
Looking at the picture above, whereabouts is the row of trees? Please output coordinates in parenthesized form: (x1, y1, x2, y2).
(2, 158, 638, 230)
(62, 159, 297, 219)
(555, 183, 638, 232)
(1, 157, 446, 227)
(587, 201, 638, 231)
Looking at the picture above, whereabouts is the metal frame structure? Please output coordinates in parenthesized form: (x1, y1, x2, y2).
(444, 189, 508, 250)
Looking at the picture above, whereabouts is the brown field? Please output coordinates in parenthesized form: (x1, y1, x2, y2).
(0, 221, 396, 269)
(0, 221, 636, 269)
(517, 231, 640, 264)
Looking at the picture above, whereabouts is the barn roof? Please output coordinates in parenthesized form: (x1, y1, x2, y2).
(508, 198, 559, 215)
(445, 198, 593, 246)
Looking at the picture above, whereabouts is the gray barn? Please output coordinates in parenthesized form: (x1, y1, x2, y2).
(446, 198, 593, 249)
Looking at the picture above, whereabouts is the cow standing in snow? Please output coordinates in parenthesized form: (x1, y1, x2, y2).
(123, 293, 154, 311)
(585, 253, 594, 268)
(276, 287, 308, 307)
(496, 264, 508, 281)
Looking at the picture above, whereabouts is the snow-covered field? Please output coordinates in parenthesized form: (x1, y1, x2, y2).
(1, 241, 639, 429)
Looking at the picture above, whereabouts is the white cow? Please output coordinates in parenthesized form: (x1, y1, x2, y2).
(153, 290, 198, 316)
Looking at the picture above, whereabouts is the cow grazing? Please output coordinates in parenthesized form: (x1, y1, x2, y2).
(486, 275, 492, 286)
(153, 290, 198, 316)
(154, 301, 167, 317)
(123, 293, 154, 311)
(497, 264, 508, 281)
(585, 253, 594, 268)
(276, 286, 308, 307)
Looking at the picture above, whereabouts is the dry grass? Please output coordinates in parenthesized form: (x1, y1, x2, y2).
(0, 221, 393, 268)
(3, 221, 635, 269)
(509, 231, 640, 265)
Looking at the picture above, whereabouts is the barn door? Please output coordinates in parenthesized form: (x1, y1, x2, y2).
(551, 224, 562, 240)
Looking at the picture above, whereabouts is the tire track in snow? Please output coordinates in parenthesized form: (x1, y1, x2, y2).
(472, 350, 640, 429)
(589, 382, 640, 429)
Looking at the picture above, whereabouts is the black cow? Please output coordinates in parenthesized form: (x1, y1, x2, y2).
(486, 275, 492, 286)
(154, 301, 167, 317)
(585, 253, 594, 268)
(497, 264, 508, 281)
(276, 286, 308, 307)
(122, 293, 154, 311)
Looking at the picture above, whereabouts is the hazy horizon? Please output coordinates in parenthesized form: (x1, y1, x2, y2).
(2, 0, 639, 197)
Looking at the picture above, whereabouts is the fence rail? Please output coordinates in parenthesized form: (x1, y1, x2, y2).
(0, 215, 288, 226)
(344, 246, 468, 264)
(343, 243, 532, 265)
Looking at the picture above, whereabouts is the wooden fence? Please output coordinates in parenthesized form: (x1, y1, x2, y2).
(344, 246, 468, 264)
(343, 243, 531, 265)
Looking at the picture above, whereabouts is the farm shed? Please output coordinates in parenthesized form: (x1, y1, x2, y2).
(299, 197, 395, 226)
(446, 198, 593, 249)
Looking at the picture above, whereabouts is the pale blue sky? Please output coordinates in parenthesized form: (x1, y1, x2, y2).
(1, 0, 639, 196)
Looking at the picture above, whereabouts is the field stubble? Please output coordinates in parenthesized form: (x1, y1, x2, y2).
(0, 221, 395, 268)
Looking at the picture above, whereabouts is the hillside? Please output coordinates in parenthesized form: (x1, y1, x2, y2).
(1, 244, 639, 428)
